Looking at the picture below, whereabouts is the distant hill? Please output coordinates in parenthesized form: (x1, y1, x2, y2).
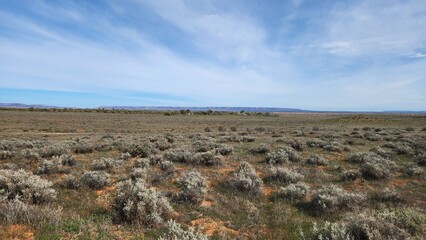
(0, 103, 60, 109)
(0, 103, 425, 114)
(98, 106, 310, 113)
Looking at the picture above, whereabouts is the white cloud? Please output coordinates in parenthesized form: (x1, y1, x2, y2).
(321, 0, 426, 57)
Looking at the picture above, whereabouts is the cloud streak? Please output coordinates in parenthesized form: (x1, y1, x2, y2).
(0, 0, 425, 110)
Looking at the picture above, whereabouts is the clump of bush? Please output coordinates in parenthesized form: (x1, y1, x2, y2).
(81, 171, 110, 189)
(403, 164, 424, 177)
(40, 144, 68, 158)
(73, 143, 94, 154)
(59, 154, 76, 166)
(124, 143, 151, 158)
(160, 160, 176, 174)
(415, 153, 426, 166)
(310, 208, 426, 239)
(305, 155, 327, 166)
(0, 169, 57, 204)
(191, 151, 222, 166)
(0, 198, 63, 228)
(111, 179, 173, 226)
(277, 182, 309, 201)
(175, 170, 207, 204)
(347, 152, 382, 164)
(290, 139, 305, 151)
(249, 144, 271, 154)
(360, 158, 395, 180)
(310, 185, 365, 215)
(36, 158, 68, 175)
(0, 150, 13, 160)
(159, 220, 209, 240)
(134, 158, 150, 168)
(92, 158, 116, 171)
(159, 220, 208, 240)
(215, 144, 233, 155)
(164, 148, 192, 163)
(228, 162, 263, 195)
(21, 148, 40, 161)
(266, 167, 304, 184)
(370, 188, 405, 204)
(119, 152, 132, 160)
(265, 147, 301, 164)
(130, 168, 147, 180)
(193, 140, 215, 153)
(306, 139, 325, 148)
(340, 170, 361, 182)
(60, 174, 81, 189)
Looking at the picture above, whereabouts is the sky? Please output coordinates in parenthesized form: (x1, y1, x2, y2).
(0, 0, 425, 111)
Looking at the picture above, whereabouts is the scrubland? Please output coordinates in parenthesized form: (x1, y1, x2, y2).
(0, 110, 425, 239)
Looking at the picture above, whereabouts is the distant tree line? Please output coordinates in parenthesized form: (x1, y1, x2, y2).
(0, 107, 277, 116)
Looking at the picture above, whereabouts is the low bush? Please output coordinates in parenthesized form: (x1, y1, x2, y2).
(111, 179, 173, 226)
(265, 147, 301, 164)
(175, 170, 207, 204)
(81, 171, 110, 189)
(370, 188, 405, 204)
(277, 182, 309, 201)
(92, 158, 116, 171)
(0, 150, 13, 160)
(164, 148, 192, 163)
(305, 155, 327, 166)
(215, 144, 233, 155)
(228, 162, 263, 195)
(310, 185, 365, 215)
(191, 151, 222, 166)
(0, 169, 57, 204)
(0, 198, 62, 228)
(266, 167, 304, 184)
(159, 220, 208, 240)
(340, 170, 361, 182)
(249, 144, 271, 154)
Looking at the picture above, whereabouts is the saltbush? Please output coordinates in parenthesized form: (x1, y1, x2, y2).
(228, 162, 263, 195)
(0, 169, 57, 204)
(111, 179, 173, 226)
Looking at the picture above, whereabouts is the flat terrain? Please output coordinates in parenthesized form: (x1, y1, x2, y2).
(0, 110, 425, 239)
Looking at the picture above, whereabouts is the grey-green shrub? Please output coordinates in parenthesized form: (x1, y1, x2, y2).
(134, 158, 150, 168)
(305, 155, 327, 166)
(0, 198, 62, 228)
(81, 171, 110, 189)
(360, 158, 395, 180)
(191, 151, 222, 166)
(175, 170, 207, 204)
(228, 162, 263, 195)
(310, 185, 365, 215)
(215, 144, 233, 155)
(164, 148, 192, 163)
(340, 170, 361, 182)
(267, 167, 304, 184)
(0, 169, 57, 204)
(249, 144, 271, 154)
(92, 158, 115, 171)
(266, 147, 301, 164)
(159, 220, 208, 240)
(21, 148, 40, 161)
(111, 179, 173, 226)
(278, 182, 309, 201)
(0, 150, 13, 160)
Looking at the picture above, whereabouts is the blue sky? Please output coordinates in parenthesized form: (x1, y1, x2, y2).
(0, 0, 425, 110)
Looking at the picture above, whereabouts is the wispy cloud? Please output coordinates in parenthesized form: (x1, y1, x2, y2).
(0, 0, 425, 110)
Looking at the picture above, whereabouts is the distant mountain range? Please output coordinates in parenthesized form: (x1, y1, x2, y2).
(1, 103, 425, 114)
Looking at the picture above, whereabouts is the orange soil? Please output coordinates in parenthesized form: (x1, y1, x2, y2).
(191, 217, 239, 236)
(3, 224, 34, 240)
